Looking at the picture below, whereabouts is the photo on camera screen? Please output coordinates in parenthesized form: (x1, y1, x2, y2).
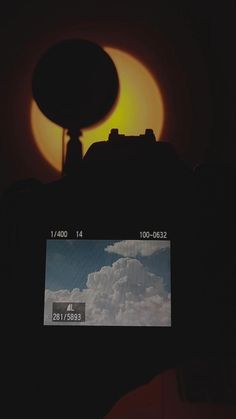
(44, 239, 171, 326)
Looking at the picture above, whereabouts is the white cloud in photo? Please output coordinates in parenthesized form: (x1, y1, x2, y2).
(44, 257, 171, 326)
(104, 240, 170, 258)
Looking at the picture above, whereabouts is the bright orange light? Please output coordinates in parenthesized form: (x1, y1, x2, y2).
(31, 47, 165, 171)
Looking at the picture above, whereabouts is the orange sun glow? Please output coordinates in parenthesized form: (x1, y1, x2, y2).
(31, 47, 165, 172)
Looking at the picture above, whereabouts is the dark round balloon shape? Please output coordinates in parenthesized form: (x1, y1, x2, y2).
(32, 39, 119, 129)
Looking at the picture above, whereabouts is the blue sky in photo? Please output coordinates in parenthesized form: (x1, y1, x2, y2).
(45, 239, 171, 292)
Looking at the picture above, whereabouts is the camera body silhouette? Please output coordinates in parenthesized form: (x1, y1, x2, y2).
(83, 128, 182, 181)
(83, 128, 160, 166)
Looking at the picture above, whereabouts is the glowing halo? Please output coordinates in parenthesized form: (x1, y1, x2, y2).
(31, 47, 165, 171)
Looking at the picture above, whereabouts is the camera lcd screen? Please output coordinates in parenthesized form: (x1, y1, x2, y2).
(44, 238, 171, 326)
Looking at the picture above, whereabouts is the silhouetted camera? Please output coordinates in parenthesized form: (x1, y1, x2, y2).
(83, 128, 181, 179)
(83, 128, 163, 166)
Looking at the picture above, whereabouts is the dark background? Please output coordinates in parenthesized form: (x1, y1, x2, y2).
(1, 1, 235, 418)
